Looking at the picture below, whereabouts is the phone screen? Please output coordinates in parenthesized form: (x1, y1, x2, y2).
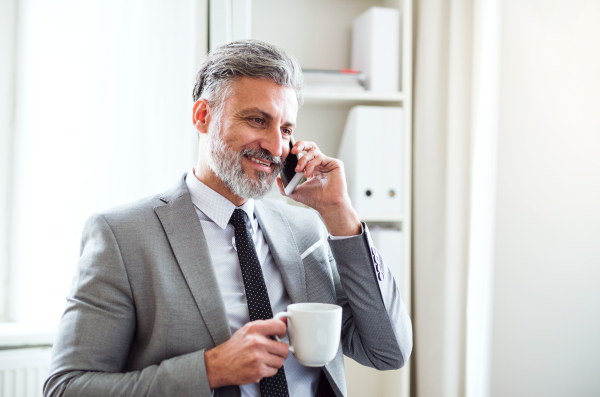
(281, 139, 299, 187)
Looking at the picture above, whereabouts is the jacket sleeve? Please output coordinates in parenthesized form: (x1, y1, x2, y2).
(43, 214, 212, 397)
(327, 223, 413, 370)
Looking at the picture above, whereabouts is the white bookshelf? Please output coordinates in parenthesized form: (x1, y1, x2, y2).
(303, 90, 405, 106)
(361, 215, 404, 223)
(252, 2, 413, 396)
(204, 1, 413, 396)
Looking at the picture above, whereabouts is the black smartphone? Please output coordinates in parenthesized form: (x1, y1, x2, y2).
(280, 136, 304, 195)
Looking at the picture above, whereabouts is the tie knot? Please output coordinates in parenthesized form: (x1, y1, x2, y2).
(229, 208, 247, 229)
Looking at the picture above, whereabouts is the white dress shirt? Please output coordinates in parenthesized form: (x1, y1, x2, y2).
(185, 172, 321, 396)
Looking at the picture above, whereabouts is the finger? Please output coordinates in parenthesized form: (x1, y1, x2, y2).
(258, 361, 284, 381)
(251, 360, 282, 384)
(276, 176, 286, 195)
(264, 338, 290, 359)
(295, 150, 318, 172)
(292, 140, 319, 155)
(308, 155, 342, 177)
(304, 155, 327, 178)
(246, 319, 287, 338)
(263, 318, 288, 339)
(262, 350, 287, 369)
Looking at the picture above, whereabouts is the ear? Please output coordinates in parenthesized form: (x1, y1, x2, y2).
(193, 99, 211, 136)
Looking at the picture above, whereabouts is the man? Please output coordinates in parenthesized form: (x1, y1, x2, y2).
(44, 40, 412, 397)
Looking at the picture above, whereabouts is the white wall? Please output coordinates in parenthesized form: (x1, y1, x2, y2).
(492, 1, 600, 396)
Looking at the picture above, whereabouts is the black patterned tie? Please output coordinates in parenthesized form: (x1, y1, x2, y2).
(229, 208, 290, 397)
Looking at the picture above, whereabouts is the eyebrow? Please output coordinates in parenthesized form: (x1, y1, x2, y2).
(238, 107, 296, 128)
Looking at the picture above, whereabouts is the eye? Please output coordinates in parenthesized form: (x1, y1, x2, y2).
(250, 117, 265, 125)
(282, 128, 292, 136)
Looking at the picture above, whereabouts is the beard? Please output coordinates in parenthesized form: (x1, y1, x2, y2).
(204, 121, 283, 199)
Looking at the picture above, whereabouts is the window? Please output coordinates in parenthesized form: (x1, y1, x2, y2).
(2, 0, 205, 326)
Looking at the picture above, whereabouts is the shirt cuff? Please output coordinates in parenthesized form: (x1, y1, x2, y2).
(328, 223, 365, 240)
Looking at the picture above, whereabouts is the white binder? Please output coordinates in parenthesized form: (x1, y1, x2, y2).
(351, 7, 400, 92)
(337, 106, 403, 219)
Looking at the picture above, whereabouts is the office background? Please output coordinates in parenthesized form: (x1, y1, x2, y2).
(1, 0, 599, 396)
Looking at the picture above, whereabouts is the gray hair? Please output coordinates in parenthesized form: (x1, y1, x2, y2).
(192, 39, 304, 117)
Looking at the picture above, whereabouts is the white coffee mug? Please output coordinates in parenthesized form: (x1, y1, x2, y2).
(274, 302, 342, 367)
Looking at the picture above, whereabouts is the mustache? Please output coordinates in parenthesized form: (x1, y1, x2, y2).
(240, 148, 282, 165)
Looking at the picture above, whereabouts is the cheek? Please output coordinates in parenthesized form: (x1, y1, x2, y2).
(221, 131, 244, 151)
(224, 125, 259, 150)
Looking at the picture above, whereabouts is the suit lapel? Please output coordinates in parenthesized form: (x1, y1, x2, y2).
(256, 202, 345, 397)
(154, 176, 231, 346)
(254, 201, 307, 304)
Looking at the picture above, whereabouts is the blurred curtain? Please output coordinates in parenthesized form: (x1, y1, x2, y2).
(10, 0, 201, 325)
(412, 0, 501, 396)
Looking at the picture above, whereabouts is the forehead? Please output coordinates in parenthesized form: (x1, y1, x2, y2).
(225, 76, 298, 116)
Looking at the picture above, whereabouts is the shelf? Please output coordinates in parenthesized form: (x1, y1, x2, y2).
(360, 215, 404, 223)
(302, 90, 404, 106)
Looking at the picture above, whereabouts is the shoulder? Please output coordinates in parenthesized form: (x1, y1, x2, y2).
(86, 174, 188, 231)
(89, 193, 165, 227)
(76, 193, 166, 256)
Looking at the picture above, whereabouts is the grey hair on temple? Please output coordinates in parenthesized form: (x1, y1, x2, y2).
(192, 39, 304, 112)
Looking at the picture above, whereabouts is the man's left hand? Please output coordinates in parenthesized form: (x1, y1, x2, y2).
(276, 140, 361, 236)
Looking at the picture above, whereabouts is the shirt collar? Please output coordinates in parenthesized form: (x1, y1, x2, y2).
(185, 169, 256, 232)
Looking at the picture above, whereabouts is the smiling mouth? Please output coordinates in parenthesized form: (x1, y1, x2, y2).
(247, 155, 272, 167)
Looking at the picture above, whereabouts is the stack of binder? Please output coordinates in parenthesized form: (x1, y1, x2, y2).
(351, 7, 400, 92)
(337, 106, 403, 220)
(302, 69, 366, 93)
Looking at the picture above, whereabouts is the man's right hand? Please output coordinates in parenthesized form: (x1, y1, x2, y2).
(204, 318, 289, 389)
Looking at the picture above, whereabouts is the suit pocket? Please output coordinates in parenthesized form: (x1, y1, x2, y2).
(300, 238, 327, 260)
(302, 241, 337, 304)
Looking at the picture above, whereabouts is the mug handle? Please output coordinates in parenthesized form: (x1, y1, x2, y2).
(273, 311, 295, 353)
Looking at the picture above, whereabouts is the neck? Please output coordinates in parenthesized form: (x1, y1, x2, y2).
(193, 162, 248, 207)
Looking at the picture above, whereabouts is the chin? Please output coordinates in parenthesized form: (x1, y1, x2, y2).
(227, 172, 276, 200)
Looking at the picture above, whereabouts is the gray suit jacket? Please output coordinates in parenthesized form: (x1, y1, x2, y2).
(44, 175, 412, 397)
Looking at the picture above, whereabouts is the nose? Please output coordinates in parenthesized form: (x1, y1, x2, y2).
(260, 125, 284, 159)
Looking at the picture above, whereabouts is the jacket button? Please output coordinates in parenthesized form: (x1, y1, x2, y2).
(373, 253, 381, 265)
